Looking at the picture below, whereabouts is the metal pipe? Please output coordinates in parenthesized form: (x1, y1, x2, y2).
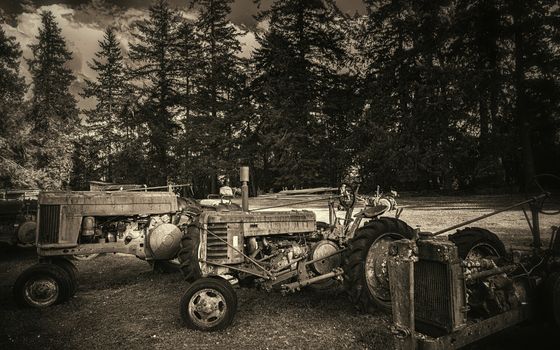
(203, 260, 269, 279)
(240, 166, 249, 211)
(250, 195, 342, 212)
(465, 264, 517, 282)
(119, 184, 192, 192)
(433, 194, 548, 236)
(281, 268, 344, 291)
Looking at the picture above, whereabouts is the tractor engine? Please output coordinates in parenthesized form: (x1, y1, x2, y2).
(389, 238, 536, 340)
(186, 210, 344, 289)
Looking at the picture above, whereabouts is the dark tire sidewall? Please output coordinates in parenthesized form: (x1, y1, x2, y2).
(344, 218, 414, 313)
(14, 263, 73, 308)
(180, 277, 237, 331)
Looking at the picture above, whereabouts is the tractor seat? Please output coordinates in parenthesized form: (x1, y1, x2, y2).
(354, 205, 389, 218)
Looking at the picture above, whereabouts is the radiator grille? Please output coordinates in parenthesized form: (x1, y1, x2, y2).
(414, 260, 452, 332)
(39, 205, 60, 244)
(206, 222, 228, 260)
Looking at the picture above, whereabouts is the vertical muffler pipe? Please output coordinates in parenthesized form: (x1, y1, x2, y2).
(240, 166, 249, 211)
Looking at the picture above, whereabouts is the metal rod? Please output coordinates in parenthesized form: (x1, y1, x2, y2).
(205, 227, 273, 277)
(203, 260, 269, 279)
(465, 264, 517, 282)
(433, 194, 548, 236)
(118, 184, 192, 192)
(281, 268, 344, 291)
(303, 248, 347, 267)
(250, 195, 342, 212)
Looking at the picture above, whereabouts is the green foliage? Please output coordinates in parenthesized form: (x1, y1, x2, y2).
(129, 0, 183, 185)
(252, 0, 350, 190)
(77, 27, 135, 187)
(2, 1, 558, 194)
(22, 11, 78, 190)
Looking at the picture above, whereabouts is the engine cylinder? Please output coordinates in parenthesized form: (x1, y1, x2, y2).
(148, 223, 182, 260)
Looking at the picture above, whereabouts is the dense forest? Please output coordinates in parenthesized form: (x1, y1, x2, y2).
(0, 0, 559, 196)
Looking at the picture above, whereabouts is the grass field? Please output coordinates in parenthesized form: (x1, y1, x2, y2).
(1, 195, 559, 350)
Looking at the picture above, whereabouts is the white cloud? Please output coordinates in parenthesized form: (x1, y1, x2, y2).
(1, 3, 260, 108)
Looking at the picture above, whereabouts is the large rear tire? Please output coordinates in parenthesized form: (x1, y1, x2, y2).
(13, 263, 74, 308)
(343, 218, 414, 313)
(448, 227, 506, 259)
(180, 277, 237, 331)
(178, 225, 202, 281)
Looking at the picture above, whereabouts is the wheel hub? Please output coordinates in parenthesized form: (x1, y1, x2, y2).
(24, 277, 59, 307)
(188, 288, 227, 328)
(365, 235, 396, 301)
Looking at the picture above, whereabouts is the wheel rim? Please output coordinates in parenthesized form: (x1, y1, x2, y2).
(364, 233, 401, 303)
(187, 288, 227, 329)
(24, 277, 59, 307)
(466, 243, 499, 261)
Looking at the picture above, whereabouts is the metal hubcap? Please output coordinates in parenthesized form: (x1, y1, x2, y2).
(24, 277, 59, 307)
(188, 289, 227, 328)
(365, 234, 399, 302)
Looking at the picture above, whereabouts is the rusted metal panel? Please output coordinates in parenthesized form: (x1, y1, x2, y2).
(389, 239, 418, 350)
(202, 211, 316, 237)
(418, 306, 531, 350)
(37, 191, 178, 246)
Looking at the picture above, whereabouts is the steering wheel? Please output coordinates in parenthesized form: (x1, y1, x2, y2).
(339, 183, 356, 209)
(532, 174, 560, 215)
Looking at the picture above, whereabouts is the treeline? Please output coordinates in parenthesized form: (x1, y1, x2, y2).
(0, 0, 559, 196)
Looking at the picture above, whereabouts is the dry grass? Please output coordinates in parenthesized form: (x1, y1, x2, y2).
(1, 195, 559, 350)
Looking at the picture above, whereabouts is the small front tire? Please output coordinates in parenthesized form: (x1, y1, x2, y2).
(13, 263, 73, 308)
(180, 277, 237, 331)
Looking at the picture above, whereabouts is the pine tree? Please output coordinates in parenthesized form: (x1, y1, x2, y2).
(355, 1, 468, 190)
(27, 11, 78, 190)
(188, 0, 244, 193)
(252, 0, 347, 189)
(81, 27, 131, 183)
(0, 25, 33, 188)
(129, 0, 182, 185)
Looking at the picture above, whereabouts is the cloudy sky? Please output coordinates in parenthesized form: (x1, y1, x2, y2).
(0, 0, 364, 108)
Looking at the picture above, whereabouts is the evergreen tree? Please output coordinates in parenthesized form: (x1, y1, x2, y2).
(355, 1, 467, 190)
(80, 27, 132, 183)
(0, 25, 34, 188)
(129, 0, 182, 185)
(188, 0, 244, 193)
(27, 11, 78, 190)
(252, 0, 347, 189)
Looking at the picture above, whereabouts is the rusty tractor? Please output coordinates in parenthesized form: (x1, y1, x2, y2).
(387, 175, 560, 349)
(177, 167, 412, 330)
(13, 190, 200, 308)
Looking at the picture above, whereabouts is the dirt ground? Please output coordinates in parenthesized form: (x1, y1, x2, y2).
(1, 195, 559, 350)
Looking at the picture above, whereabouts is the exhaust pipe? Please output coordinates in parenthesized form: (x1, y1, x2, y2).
(240, 166, 249, 211)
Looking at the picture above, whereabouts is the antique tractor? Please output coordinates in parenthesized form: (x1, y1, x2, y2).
(177, 167, 413, 330)
(13, 190, 199, 308)
(387, 177, 560, 349)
